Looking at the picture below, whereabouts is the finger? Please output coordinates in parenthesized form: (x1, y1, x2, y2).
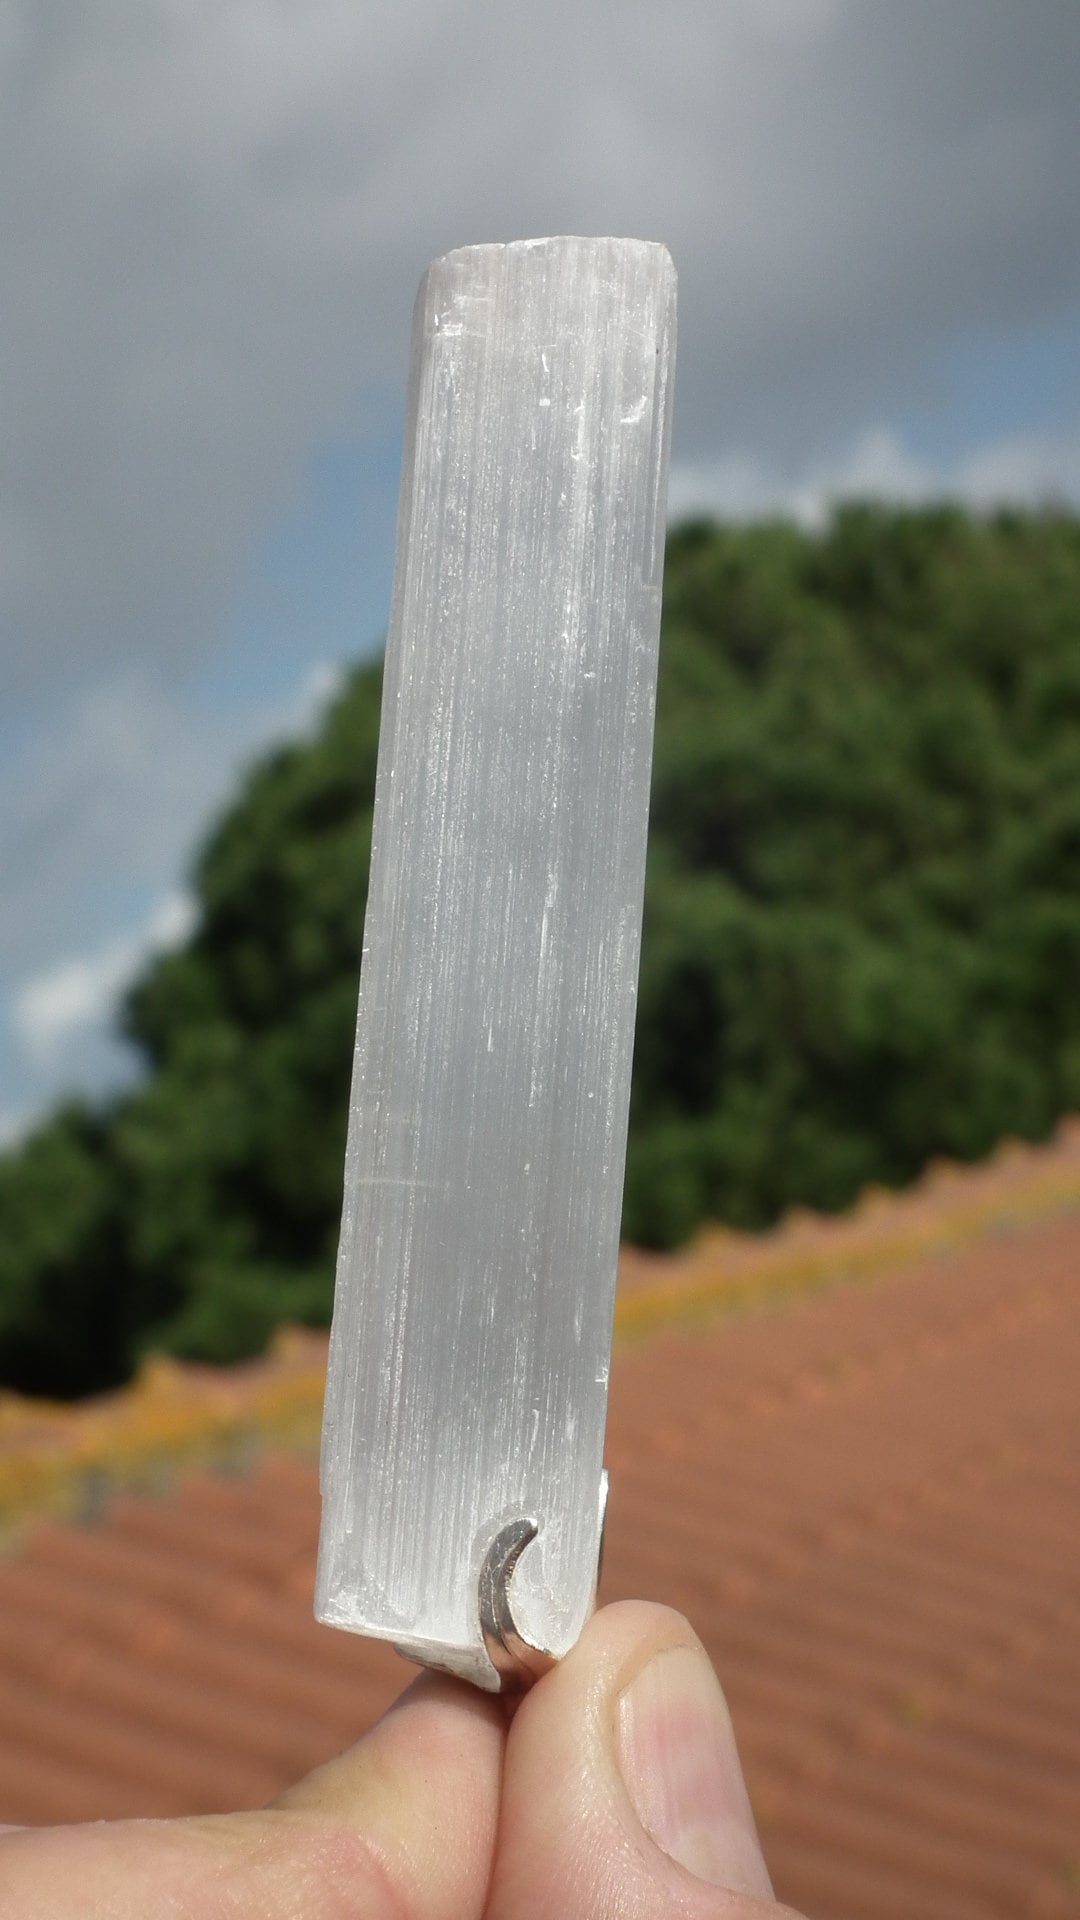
(0, 1669, 504, 1920)
(488, 1599, 802, 1919)
(274, 1666, 506, 1911)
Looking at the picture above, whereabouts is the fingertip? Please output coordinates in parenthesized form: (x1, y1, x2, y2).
(578, 1597, 710, 1680)
(277, 1666, 505, 1817)
(274, 1665, 506, 1920)
(490, 1600, 775, 1918)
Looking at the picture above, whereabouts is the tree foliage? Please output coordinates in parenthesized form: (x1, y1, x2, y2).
(628, 506, 1080, 1240)
(4, 507, 1080, 1394)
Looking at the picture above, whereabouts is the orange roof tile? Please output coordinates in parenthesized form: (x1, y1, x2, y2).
(1, 1155, 1079, 1915)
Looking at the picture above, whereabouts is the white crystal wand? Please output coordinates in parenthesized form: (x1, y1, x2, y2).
(316, 236, 677, 1689)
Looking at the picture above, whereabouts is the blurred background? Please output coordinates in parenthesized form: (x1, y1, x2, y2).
(2, 5, 1080, 1916)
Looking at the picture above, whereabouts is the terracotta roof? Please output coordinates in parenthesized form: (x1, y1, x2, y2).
(5, 1119, 1080, 1532)
(2, 1149, 1080, 1916)
(606, 1211, 1080, 1918)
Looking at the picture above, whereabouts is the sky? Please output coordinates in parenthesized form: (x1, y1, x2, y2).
(2, 0, 1079, 1144)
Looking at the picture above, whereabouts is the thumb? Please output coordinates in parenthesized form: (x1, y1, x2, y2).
(489, 1599, 801, 1919)
(0, 1670, 504, 1920)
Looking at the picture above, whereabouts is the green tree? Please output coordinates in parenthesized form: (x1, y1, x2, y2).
(4, 508, 1080, 1394)
(116, 656, 384, 1361)
(626, 507, 1080, 1239)
(0, 1105, 131, 1397)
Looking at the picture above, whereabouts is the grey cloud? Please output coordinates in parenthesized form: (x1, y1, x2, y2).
(0, 659, 337, 992)
(2, 0, 1079, 700)
(0, 677, 228, 984)
(0, 655, 344, 1132)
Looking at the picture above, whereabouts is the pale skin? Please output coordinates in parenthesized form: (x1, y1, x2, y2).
(0, 1600, 808, 1919)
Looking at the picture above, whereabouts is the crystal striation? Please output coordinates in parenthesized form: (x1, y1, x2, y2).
(316, 236, 676, 1687)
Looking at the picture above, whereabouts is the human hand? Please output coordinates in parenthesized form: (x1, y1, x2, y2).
(0, 1599, 806, 1917)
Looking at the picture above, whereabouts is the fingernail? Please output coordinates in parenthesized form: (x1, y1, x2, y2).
(616, 1643, 773, 1895)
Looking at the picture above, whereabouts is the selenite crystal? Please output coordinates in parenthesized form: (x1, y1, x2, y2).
(316, 236, 676, 1687)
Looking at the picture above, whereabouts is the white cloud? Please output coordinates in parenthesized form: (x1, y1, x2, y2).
(0, 645, 354, 1129)
(13, 891, 197, 1068)
(668, 421, 1080, 528)
(294, 659, 348, 735)
(956, 426, 1080, 508)
(0, 676, 221, 990)
(0, 651, 346, 987)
